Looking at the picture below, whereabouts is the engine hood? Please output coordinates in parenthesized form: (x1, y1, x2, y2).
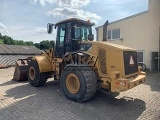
(81, 41, 136, 52)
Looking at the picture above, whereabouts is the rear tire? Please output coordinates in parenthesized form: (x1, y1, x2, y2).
(60, 65, 97, 102)
(27, 60, 48, 87)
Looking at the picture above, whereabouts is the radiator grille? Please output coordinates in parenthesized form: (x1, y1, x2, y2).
(98, 49, 107, 75)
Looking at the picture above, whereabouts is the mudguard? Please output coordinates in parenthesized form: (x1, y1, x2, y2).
(33, 55, 53, 73)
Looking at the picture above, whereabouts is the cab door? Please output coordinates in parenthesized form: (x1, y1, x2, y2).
(55, 23, 66, 57)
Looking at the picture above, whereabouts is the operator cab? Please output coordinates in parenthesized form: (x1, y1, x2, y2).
(47, 18, 94, 58)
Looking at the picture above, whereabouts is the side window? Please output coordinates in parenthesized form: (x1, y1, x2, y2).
(75, 28, 82, 40)
(81, 26, 88, 40)
(108, 30, 111, 39)
(112, 29, 120, 39)
(55, 23, 66, 57)
(59, 24, 65, 47)
(108, 29, 120, 40)
(66, 27, 72, 43)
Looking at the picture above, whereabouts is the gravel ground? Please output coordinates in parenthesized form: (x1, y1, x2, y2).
(0, 67, 160, 120)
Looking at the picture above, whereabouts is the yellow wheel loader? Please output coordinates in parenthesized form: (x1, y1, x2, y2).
(13, 18, 146, 102)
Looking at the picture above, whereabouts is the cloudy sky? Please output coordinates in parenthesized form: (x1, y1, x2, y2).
(0, 0, 148, 43)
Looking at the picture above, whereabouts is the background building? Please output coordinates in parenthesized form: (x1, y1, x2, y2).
(96, 0, 160, 71)
(0, 44, 41, 66)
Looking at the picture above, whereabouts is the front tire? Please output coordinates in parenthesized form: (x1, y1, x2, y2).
(27, 60, 48, 87)
(60, 65, 97, 102)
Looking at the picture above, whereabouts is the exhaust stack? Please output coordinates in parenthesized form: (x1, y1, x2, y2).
(102, 20, 109, 41)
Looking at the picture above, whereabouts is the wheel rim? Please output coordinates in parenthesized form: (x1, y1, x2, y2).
(29, 67, 35, 80)
(66, 73, 80, 94)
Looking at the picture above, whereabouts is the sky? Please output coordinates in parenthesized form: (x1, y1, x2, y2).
(0, 0, 148, 43)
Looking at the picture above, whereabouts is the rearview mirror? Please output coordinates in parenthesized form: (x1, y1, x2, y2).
(47, 23, 54, 34)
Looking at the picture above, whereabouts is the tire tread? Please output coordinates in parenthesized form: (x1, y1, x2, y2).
(60, 64, 97, 102)
(28, 60, 48, 87)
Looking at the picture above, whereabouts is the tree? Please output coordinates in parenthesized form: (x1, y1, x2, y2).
(0, 34, 55, 49)
(50, 40, 55, 48)
(14, 40, 18, 45)
(0, 39, 3, 44)
(17, 40, 26, 45)
(39, 40, 55, 50)
(0, 33, 3, 39)
(39, 40, 50, 50)
(34, 43, 40, 49)
(25, 41, 34, 46)
(2, 35, 11, 44)
(2, 35, 14, 45)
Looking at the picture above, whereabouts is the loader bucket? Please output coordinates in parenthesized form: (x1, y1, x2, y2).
(13, 59, 31, 81)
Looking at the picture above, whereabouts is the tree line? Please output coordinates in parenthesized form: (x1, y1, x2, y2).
(0, 33, 55, 50)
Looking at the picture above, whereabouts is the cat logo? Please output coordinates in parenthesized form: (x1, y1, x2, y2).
(129, 55, 134, 66)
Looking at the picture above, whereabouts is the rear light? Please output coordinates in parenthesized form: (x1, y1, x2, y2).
(116, 81, 126, 86)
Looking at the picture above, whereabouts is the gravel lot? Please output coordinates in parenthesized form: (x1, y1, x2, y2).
(0, 67, 160, 120)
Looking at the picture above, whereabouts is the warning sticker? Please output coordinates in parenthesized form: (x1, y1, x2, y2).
(129, 55, 134, 66)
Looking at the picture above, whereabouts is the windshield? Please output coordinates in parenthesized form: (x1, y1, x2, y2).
(74, 25, 92, 41)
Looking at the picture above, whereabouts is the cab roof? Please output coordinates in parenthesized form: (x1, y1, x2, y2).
(55, 18, 95, 28)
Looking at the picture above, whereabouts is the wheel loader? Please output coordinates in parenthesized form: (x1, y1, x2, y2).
(13, 18, 146, 102)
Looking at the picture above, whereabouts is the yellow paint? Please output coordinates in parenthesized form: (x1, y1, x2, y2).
(110, 71, 146, 92)
(33, 55, 52, 72)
